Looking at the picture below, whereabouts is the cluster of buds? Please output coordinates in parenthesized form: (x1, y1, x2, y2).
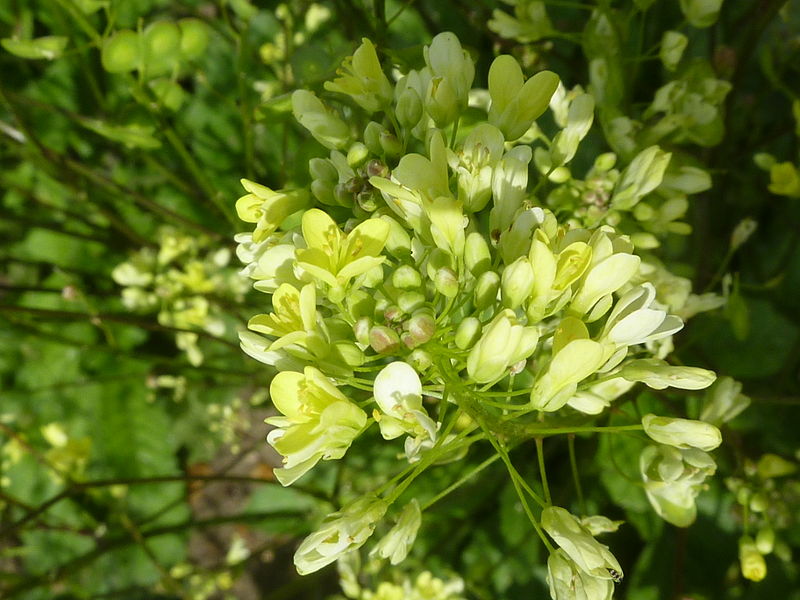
(339, 568, 465, 600)
(113, 227, 248, 365)
(234, 32, 724, 598)
(725, 448, 798, 582)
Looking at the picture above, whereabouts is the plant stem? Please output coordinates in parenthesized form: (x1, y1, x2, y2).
(535, 437, 552, 505)
(568, 434, 586, 515)
(420, 452, 501, 510)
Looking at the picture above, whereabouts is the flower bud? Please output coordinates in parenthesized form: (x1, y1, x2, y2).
(756, 453, 797, 479)
(347, 289, 375, 319)
(392, 265, 422, 289)
(333, 182, 352, 205)
(366, 159, 388, 178)
(406, 311, 435, 346)
(178, 18, 209, 60)
(530, 339, 605, 412)
(364, 121, 385, 155)
(379, 131, 403, 158)
(143, 21, 182, 77)
(474, 270, 500, 309)
(380, 215, 412, 257)
(659, 30, 687, 71)
(730, 218, 757, 251)
(749, 492, 767, 513)
(292, 90, 350, 150)
(465, 231, 492, 276)
(467, 309, 538, 384)
(101, 30, 141, 73)
(384, 305, 403, 322)
(370, 499, 422, 565)
(501, 257, 535, 309)
(488, 55, 559, 140)
(354, 317, 371, 346)
(333, 341, 365, 367)
(756, 527, 775, 555)
(309, 157, 338, 182)
(396, 87, 423, 129)
(347, 142, 370, 168)
(323, 38, 393, 113)
(434, 267, 459, 298)
(455, 317, 482, 350)
(642, 414, 722, 452)
(620, 359, 716, 390)
(356, 190, 378, 211)
(407, 349, 432, 372)
(738, 536, 767, 582)
(397, 291, 425, 314)
(425, 75, 459, 128)
(680, 0, 724, 28)
(369, 325, 401, 354)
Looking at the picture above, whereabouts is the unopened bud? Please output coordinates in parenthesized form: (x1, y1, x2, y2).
(347, 142, 369, 168)
(396, 87, 423, 129)
(755, 527, 775, 555)
(474, 270, 500, 310)
(434, 267, 459, 298)
(379, 131, 403, 158)
(365, 159, 389, 178)
(397, 291, 425, 313)
(641, 414, 722, 452)
(392, 265, 422, 289)
(749, 492, 767, 513)
(354, 317, 371, 346)
(356, 190, 378, 211)
(384, 305, 403, 322)
(465, 232, 491, 276)
(333, 341, 365, 367)
(407, 311, 435, 345)
(364, 121, 385, 155)
(730, 218, 757, 251)
(309, 157, 338, 181)
(407, 349, 432, 372)
(334, 182, 352, 205)
(739, 536, 767, 582)
(455, 317, 481, 350)
(381, 215, 412, 257)
(369, 325, 401, 354)
(756, 453, 796, 479)
(501, 257, 535, 309)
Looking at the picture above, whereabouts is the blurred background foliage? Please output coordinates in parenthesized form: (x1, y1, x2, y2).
(0, 0, 799, 598)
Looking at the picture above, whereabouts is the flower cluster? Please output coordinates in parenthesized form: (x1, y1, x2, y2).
(113, 227, 248, 365)
(234, 33, 724, 599)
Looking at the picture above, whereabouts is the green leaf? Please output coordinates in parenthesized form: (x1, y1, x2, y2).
(2, 36, 68, 60)
(78, 118, 162, 149)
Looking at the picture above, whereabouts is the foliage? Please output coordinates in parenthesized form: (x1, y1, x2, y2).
(1, 1, 800, 599)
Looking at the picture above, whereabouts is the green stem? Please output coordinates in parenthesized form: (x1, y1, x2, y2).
(535, 437, 551, 505)
(568, 434, 586, 515)
(420, 453, 501, 511)
(450, 116, 460, 148)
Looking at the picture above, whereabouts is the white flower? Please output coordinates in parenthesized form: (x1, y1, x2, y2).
(294, 495, 388, 575)
(370, 499, 422, 565)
